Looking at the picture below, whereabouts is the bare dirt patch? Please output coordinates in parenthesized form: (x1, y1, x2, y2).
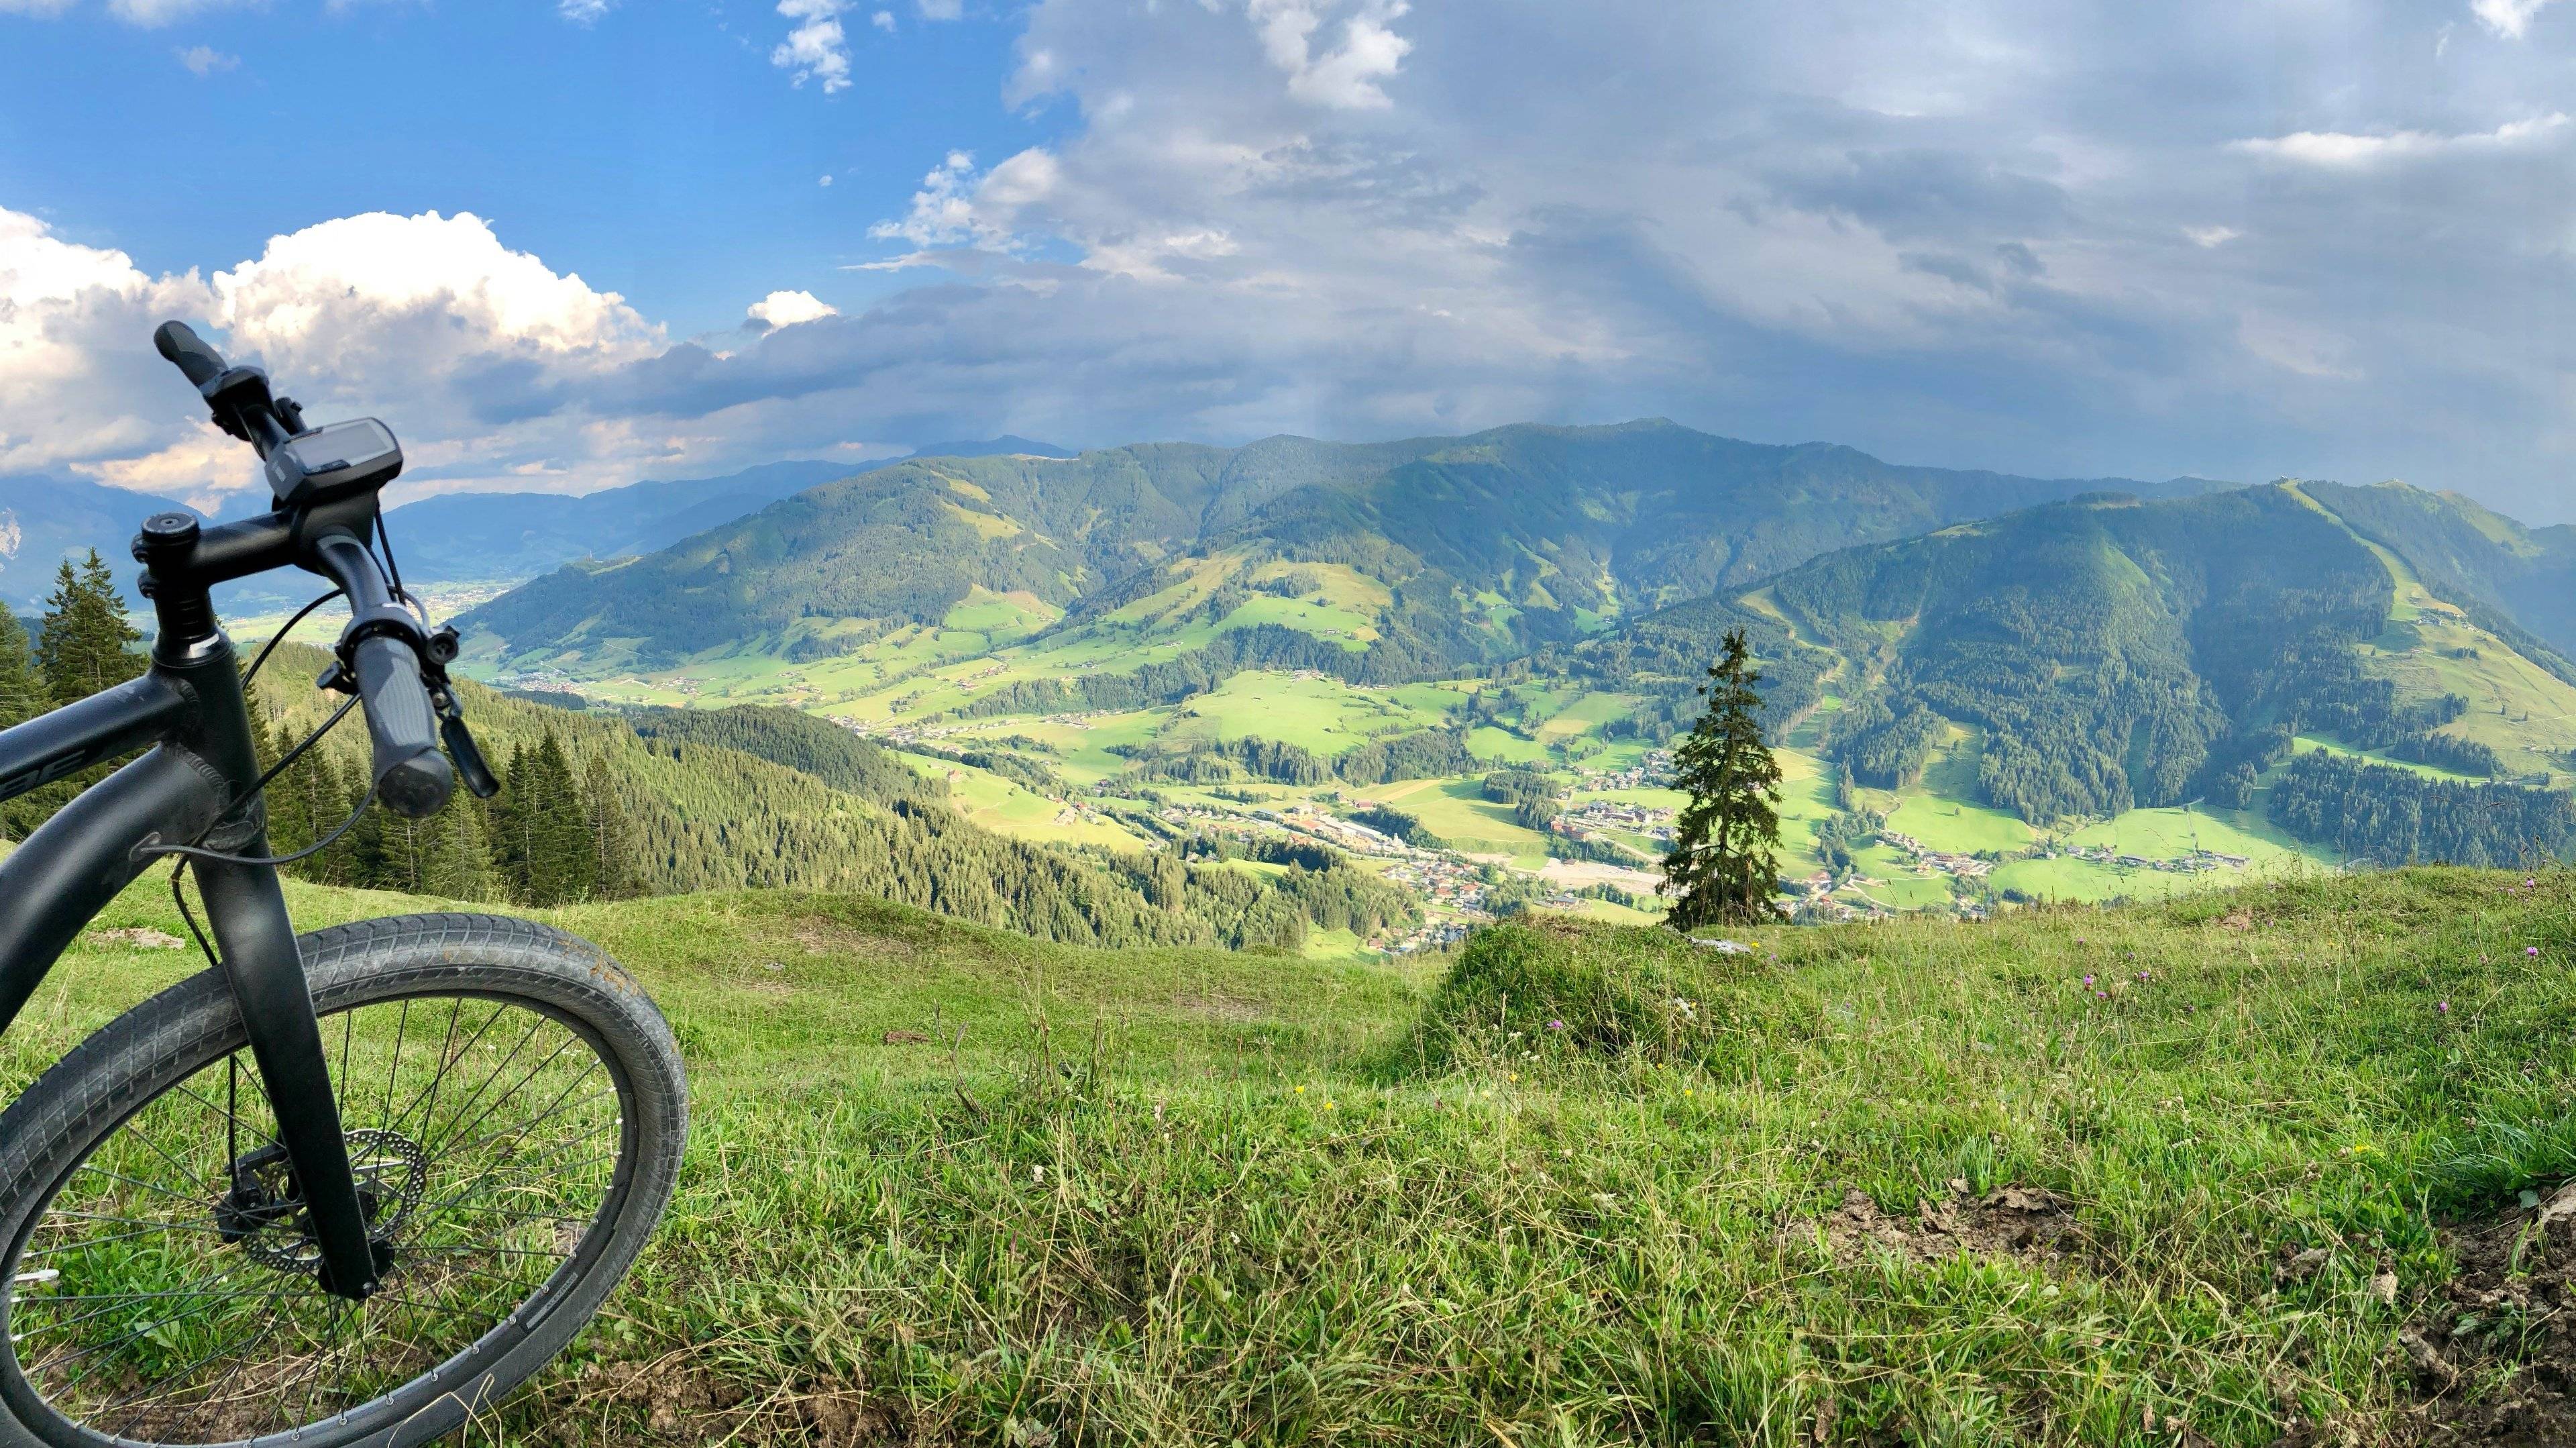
(2400, 1186, 2576, 1445)
(1799, 1181, 2081, 1266)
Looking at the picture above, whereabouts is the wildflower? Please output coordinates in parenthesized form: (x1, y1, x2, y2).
(2096, 990, 2108, 1000)
(2137, 970, 2149, 982)
(1682, 1088, 1695, 1097)
(1293, 1084, 1305, 1094)
(1508, 1072, 1520, 1082)
(1547, 1019, 1566, 1031)
(2530, 946, 2544, 958)
(2082, 974, 2095, 987)
(1033, 1165, 1046, 1183)
(2438, 1000, 2451, 1014)
(1323, 1100, 1336, 1110)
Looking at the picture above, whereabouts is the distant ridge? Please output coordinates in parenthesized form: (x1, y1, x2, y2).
(459, 418, 2224, 670)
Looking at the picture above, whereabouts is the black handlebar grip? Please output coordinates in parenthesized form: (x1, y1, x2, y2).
(350, 635, 455, 818)
(153, 321, 228, 389)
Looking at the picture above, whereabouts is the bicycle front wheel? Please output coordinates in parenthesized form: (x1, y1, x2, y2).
(0, 913, 688, 1448)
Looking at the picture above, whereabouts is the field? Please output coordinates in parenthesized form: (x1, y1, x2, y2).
(14, 865, 2576, 1443)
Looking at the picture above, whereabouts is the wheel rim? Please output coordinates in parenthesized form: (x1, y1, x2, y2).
(0, 990, 633, 1445)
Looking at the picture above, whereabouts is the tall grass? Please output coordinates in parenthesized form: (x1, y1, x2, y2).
(13, 867, 2574, 1443)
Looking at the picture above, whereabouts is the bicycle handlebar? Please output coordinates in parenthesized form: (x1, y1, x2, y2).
(349, 633, 453, 818)
(153, 321, 227, 389)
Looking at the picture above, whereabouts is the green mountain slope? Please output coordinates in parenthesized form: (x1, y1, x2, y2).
(244, 647, 1411, 951)
(2301, 479, 2576, 669)
(459, 420, 2204, 674)
(1605, 483, 2576, 870)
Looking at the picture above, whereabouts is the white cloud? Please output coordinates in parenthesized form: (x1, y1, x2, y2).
(0, 207, 218, 480)
(176, 44, 236, 74)
(1245, 0, 1412, 109)
(71, 421, 258, 509)
(870, 8, 892, 30)
(2231, 112, 2570, 166)
(559, 0, 614, 22)
(820, 173, 836, 187)
(0, 0, 76, 14)
(2182, 225, 2240, 248)
(916, 0, 959, 17)
(747, 290, 839, 327)
(771, 0, 853, 93)
(0, 205, 676, 499)
(865, 149, 1060, 254)
(2473, 0, 2559, 38)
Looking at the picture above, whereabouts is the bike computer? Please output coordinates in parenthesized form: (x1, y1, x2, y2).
(263, 417, 402, 507)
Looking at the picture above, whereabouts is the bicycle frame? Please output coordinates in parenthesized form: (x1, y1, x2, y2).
(0, 498, 400, 1302)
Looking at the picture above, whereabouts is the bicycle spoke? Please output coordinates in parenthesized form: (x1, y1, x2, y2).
(2, 987, 639, 1445)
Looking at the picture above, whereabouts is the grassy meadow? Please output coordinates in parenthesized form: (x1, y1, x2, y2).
(8, 865, 2576, 1443)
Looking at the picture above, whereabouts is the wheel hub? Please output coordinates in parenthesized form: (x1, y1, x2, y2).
(213, 1127, 428, 1274)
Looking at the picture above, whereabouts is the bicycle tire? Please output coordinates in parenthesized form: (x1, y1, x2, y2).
(0, 913, 688, 1448)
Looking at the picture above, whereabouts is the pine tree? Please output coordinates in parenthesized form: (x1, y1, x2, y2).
(0, 601, 68, 841)
(1660, 628, 1786, 929)
(370, 800, 499, 901)
(36, 551, 143, 707)
(0, 602, 44, 730)
(580, 754, 641, 900)
(492, 730, 594, 906)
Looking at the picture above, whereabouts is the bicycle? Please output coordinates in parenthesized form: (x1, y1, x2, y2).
(0, 322, 688, 1445)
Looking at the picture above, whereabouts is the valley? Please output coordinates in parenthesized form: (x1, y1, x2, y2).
(199, 423, 2576, 952)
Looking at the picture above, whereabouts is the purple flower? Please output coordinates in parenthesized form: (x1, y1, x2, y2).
(2438, 1000, 2451, 1014)
(2096, 990, 2108, 1000)
(2530, 947, 2544, 958)
(2137, 970, 2149, 982)
(2082, 974, 2095, 986)
(1546, 1019, 1566, 1031)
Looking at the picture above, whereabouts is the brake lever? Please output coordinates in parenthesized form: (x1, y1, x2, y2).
(420, 625, 501, 799)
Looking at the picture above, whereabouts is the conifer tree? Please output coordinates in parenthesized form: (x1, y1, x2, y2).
(0, 603, 44, 730)
(580, 754, 642, 900)
(37, 551, 142, 707)
(1661, 628, 1786, 929)
(493, 730, 594, 906)
(0, 601, 66, 841)
(371, 802, 499, 901)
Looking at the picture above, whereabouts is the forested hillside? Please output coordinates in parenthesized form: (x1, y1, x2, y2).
(243, 650, 1413, 950)
(460, 420, 2200, 672)
(1712, 483, 2576, 866)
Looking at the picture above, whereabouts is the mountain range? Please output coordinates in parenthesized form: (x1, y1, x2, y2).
(459, 419, 2219, 670)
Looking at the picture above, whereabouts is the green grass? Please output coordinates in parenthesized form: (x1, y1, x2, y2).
(19, 866, 2574, 1442)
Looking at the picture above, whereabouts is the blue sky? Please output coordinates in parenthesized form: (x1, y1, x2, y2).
(0, 0, 1046, 331)
(5, 0, 2576, 525)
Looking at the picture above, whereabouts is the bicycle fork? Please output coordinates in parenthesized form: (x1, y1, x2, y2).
(191, 859, 386, 1300)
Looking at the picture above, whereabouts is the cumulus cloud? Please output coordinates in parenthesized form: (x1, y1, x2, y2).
(869, 9, 891, 31)
(0, 206, 680, 500)
(771, 0, 853, 92)
(2474, 0, 2559, 38)
(559, 0, 614, 22)
(176, 44, 235, 74)
(1245, 0, 1411, 109)
(747, 290, 839, 328)
(2230, 112, 2570, 166)
(864, 150, 1059, 256)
